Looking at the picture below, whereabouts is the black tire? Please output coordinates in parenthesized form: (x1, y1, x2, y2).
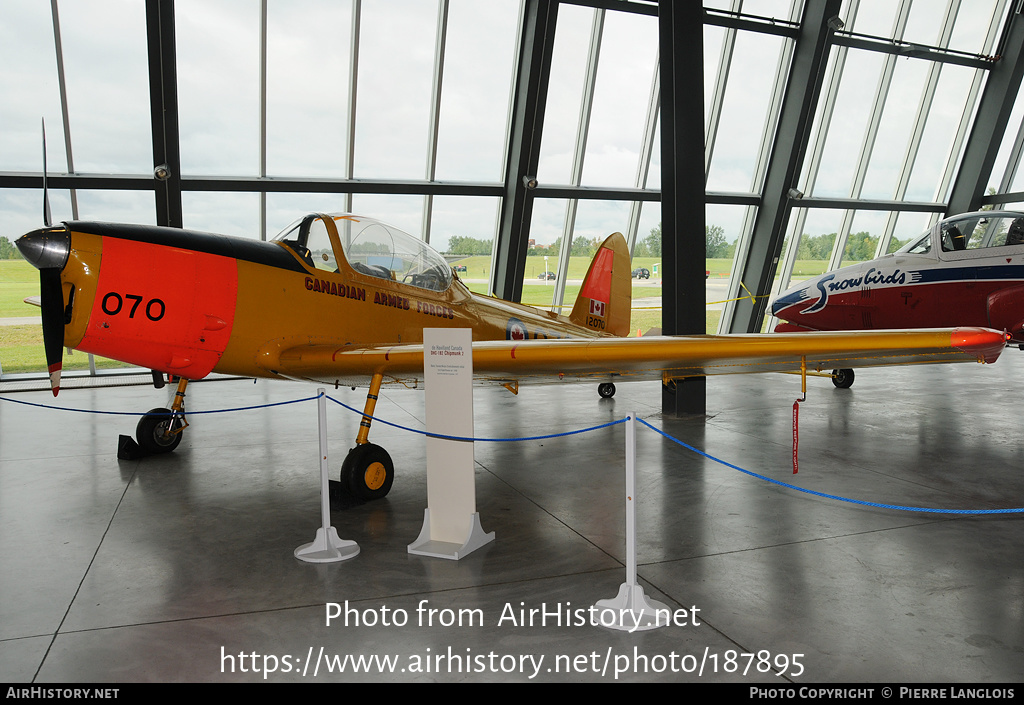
(598, 382, 616, 398)
(136, 407, 183, 454)
(341, 444, 394, 501)
(832, 368, 855, 389)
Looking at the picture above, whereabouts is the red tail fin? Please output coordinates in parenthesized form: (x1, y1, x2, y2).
(569, 232, 632, 337)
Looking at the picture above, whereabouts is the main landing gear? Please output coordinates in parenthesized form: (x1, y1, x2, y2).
(135, 377, 190, 454)
(598, 382, 616, 398)
(340, 372, 395, 501)
(831, 368, 855, 389)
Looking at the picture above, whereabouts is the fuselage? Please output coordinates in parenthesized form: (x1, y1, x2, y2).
(30, 215, 606, 383)
(772, 210, 1024, 343)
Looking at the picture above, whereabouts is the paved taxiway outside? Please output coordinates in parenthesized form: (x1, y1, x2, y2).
(1, 359, 1023, 682)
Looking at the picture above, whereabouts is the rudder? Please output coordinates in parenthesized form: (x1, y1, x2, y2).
(569, 231, 632, 337)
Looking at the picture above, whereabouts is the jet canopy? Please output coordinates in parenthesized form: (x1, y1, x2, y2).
(895, 210, 1024, 256)
(272, 213, 453, 292)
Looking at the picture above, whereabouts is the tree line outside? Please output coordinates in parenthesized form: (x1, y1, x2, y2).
(0, 227, 912, 264)
(0, 237, 23, 259)
(448, 225, 909, 264)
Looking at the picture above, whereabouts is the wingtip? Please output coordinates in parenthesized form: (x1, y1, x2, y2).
(950, 327, 1008, 363)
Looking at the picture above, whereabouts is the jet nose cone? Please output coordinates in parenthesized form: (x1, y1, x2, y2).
(16, 226, 70, 270)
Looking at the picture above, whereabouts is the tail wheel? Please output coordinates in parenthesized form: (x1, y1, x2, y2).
(136, 407, 184, 454)
(341, 443, 394, 501)
(598, 382, 616, 398)
(831, 368, 855, 389)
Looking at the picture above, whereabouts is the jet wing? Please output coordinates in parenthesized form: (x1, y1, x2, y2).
(268, 327, 1007, 388)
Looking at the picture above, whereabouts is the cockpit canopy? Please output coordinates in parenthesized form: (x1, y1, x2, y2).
(895, 211, 1024, 256)
(272, 213, 453, 292)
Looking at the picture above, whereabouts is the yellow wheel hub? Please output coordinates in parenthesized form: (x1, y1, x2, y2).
(364, 462, 387, 491)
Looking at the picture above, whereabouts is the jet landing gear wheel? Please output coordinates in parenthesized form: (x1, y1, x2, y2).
(136, 408, 184, 454)
(341, 443, 394, 501)
(598, 382, 616, 398)
(831, 368, 855, 389)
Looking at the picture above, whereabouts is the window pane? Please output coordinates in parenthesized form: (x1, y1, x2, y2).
(182, 192, 259, 239)
(59, 1, 151, 174)
(350, 194, 426, 238)
(434, 0, 519, 182)
(846, 0, 899, 39)
(808, 49, 886, 197)
(0, 2, 71, 172)
(177, 0, 260, 176)
(428, 195, 499, 255)
(581, 11, 658, 188)
(706, 30, 788, 192)
(906, 64, 977, 203)
(859, 57, 930, 200)
(73, 190, 155, 224)
(354, 0, 438, 179)
(266, 1, 354, 178)
(537, 4, 593, 185)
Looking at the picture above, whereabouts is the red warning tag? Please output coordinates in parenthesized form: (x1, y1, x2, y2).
(792, 400, 800, 474)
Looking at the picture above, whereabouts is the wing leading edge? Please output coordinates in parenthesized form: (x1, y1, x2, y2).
(267, 327, 1007, 388)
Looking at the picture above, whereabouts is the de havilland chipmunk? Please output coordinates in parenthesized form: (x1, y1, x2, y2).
(15, 211, 1008, 500)
(772, 210, 1024, 388)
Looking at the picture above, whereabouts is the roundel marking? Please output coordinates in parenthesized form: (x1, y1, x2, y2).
(506, 317, 527, 341)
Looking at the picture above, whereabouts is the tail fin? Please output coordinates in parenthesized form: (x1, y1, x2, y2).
(569, 231, 632, 337)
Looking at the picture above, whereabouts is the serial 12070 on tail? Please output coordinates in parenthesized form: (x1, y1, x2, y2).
(16, 213, 1008, 500)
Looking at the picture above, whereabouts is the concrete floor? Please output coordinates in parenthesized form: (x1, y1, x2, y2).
(1, 360, 1023, 683)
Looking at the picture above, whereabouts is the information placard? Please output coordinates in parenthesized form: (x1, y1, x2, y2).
(409, 328, 493, 559)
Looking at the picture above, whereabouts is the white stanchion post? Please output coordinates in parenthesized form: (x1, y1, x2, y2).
(295, 389, 360, 563)
(593, 412, 668, 631)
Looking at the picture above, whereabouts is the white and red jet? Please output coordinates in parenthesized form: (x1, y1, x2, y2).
(771, 210, 1023, 386)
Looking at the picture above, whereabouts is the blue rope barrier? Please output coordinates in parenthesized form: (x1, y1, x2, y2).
(5, 388, 1019, 514)
(637, 417, 1024, 515)
(325, 394, 626, 441)
(0, 393, 323, 416)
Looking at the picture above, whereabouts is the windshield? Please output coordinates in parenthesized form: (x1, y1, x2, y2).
(896, 229, 932, 254)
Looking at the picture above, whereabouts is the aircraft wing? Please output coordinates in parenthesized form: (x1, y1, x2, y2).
(268, 327, 1007, 387)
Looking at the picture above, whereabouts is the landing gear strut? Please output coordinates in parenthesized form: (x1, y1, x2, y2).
(340, 372, 395, 501)
(135, 377, 189, 453)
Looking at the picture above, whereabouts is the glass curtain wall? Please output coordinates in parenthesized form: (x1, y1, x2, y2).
(2, 0, 1022, 379)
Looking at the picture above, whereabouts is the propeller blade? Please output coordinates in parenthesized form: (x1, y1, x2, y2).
(39, 267, 64, 396)
(42, 118, 51, 228)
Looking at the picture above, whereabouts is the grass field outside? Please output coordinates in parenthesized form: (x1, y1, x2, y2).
(1, 259, 38, 318)
(450, 255, 830, 280)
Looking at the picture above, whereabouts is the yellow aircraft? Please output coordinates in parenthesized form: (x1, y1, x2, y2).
(15, 212, 1008, 500)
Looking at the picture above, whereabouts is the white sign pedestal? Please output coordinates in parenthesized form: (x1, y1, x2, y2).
(408, 329, 494, 560)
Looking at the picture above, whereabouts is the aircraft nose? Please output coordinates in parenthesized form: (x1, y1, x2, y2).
(770, 278, 817, 324)
(16, 226, 70, 270)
